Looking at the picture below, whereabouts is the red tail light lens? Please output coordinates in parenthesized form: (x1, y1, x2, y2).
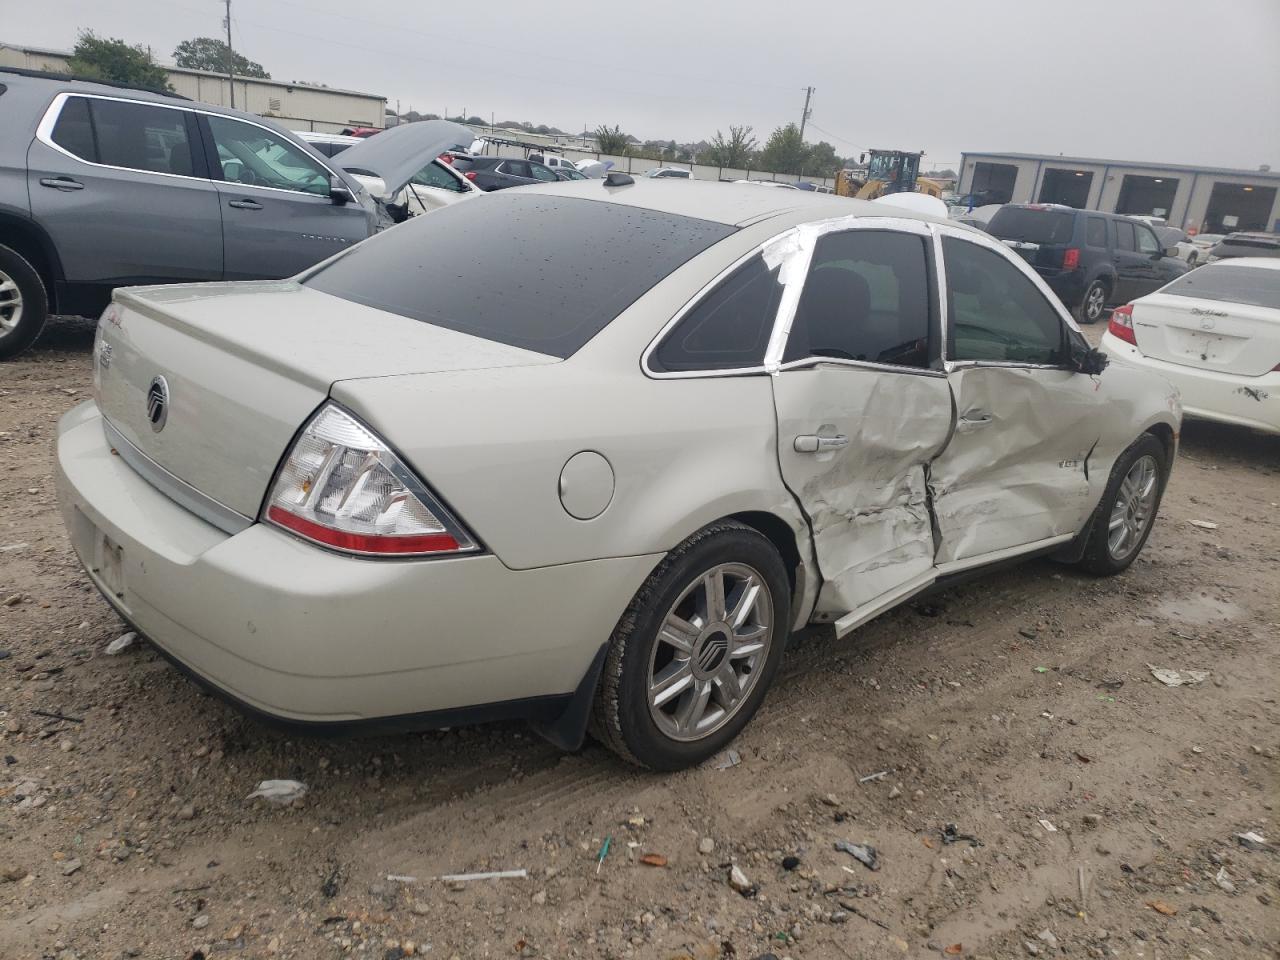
(464, 171, 477, 181)
(264, 404, 477, 557)
(1108, 303, 1137, 346)
(1062, 248, 1080, 270)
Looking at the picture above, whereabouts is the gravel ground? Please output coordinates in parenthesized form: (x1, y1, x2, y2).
(2, 318, 1278, 960)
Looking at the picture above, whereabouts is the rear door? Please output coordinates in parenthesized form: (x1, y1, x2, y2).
(28, 93, 223, 288)
(929, 228, 1102, 564)
(497, 160, 538, 187)
(199, 113, 369, 280)
(1130, 263, 1280, 375)
(772, 221, 952, 625)
(1113, 219, 1157, 302)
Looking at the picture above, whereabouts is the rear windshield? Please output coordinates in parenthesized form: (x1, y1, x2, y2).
(304, 194, 734, 357)
(1162, 264, 1280, 310)
(987, 208, 1075, 245)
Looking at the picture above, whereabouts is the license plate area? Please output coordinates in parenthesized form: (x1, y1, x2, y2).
(92, 531, 127, 603)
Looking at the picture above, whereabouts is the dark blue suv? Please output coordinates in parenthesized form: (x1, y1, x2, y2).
(986, 204, 1189, 323)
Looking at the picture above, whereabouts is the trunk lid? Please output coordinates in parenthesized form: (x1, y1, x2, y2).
(1131, 292, 1280, 376)
(96, 281, 556, 518)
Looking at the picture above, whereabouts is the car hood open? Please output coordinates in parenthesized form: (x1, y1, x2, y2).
(333, 120, 474, 197)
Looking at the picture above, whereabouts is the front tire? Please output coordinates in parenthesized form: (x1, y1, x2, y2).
(0, 245, 49, 360)
(1075, 278, 1108, 325)
(1077, 434, 1168, 575)
(590, 520, 791, 770)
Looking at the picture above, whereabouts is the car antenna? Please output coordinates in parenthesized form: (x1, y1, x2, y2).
(604, 172, 635, 188)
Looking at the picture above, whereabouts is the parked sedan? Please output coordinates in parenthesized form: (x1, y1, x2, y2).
(57, 182, 1180, 769)
(1101, 258, 1280, 434)
(451, 155, 559, 190)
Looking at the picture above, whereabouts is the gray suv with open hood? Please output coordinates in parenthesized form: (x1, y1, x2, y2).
(0, 68, 470, 358)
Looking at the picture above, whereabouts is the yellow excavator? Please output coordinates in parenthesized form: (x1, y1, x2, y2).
(835, 149, 945, 200)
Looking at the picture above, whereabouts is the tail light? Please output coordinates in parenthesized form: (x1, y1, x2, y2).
(464, 171, 477, 181)
(1108, 303, 1138, 346)
(264, 404, 477, 557)
(1062, 248, 1080, 270)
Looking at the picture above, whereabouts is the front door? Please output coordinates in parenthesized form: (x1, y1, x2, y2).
(27, 94, 223, 292)
(772, 223, 952, 623)
(929, 229, 1102, 564)
(200, 114, 369, 280)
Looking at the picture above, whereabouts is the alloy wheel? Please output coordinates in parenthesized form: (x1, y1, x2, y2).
(1107, 454, 1159, 560)
(0, 269, 23, 336)
(647, 562, 774, 742)
(1085, 283, 1106, 322)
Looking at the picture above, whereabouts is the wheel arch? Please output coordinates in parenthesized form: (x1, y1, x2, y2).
(724, 509, 817, 633)
(1144, 421, 1176, 468)
(0, 213, 64, 311)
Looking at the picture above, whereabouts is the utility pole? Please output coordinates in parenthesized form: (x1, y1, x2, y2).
(798, 86, 814, 141)
(222, 0, 235, 108)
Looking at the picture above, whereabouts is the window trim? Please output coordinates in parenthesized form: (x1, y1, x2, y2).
(35, 91, 347, 198)
(929, 222, 1083, 372)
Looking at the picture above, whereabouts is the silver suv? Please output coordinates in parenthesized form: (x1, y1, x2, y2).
(0, 69, 468, 358)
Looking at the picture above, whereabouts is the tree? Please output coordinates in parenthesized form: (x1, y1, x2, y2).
(804, 141, 843, 179)
(594, 124, 630, 156)
(173, 37, 269, 78)
(701, 125, 757, 168)
(759, 124, 807, 176)
(465, 116, 485, 126)
(65, 31, 171, 91)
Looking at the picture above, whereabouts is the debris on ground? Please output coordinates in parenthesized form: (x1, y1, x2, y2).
(1234, 831, 1270, 852)
(940, 823, 982, 846)
(781, 855, 800, 871)
(105, 631, 137, 655)
(639, 853, 668, 867)
(857, 770, 888, 783)
(834, 840, 879, 871)
(728, 864, 756, 897)
(710, 749, 741, 770)
(1147, 899, 1178, 916)
(1187, 519, 1219, 529)
(1149, 665, 1210, 687)
(438, 869, 527, 882)
(1038, 819, 1057, 833)
(246, 779, 308, 805)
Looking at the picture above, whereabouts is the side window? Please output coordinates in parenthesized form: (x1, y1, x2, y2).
(530, 163, 559, 182)
(1086, 217, 1107, 248)
(1136, 225, 1160, 255)
(503, 160, 532, 178)
(942, 236, 1067, 365)
(651, 255, 783, 372)
(409, 161, 464, 192)
(50, 96, 97, 161)
(1115, 220, 1137, 252)
(784, 229, 933, 369)
(89, 99, 194, 177)
(206, 116, 330, 196)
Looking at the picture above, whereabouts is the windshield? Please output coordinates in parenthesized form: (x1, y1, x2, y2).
(304, 194, 734, 358)
(988, 207, 1075, 244)
(1162, 264, 1280, 309)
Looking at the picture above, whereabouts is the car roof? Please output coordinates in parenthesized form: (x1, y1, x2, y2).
(520, 178, 952, 228)
(1205, 257, 1280, 271)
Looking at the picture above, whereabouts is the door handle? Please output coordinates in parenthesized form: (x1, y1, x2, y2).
(957, 411, 994, 431)
(39, 177, 84, 191)
(227, 199, 262, 210)
(794, 434, 849, 453)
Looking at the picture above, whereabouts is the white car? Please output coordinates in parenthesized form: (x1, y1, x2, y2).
(57, 182, 1180, 770)
(644, 167, 695, 180)
(1102, 257, 1280, 434)
(299, 132, 480, 217)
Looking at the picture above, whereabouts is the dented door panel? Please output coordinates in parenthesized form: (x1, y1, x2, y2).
(928, 365, 1101, 563)
(773, 365, 952, 615)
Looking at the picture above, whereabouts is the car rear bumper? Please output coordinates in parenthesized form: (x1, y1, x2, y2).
(56, 401, 660, 725)
(1101, 333, 1280, 435)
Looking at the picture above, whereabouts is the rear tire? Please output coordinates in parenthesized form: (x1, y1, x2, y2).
(0, 245, 49, 360)
(590, 520, 791, 770)
(1077, 434, 1167, 576)
(1075, 278, 1108, 325)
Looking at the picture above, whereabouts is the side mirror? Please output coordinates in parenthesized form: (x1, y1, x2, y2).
(1075, 345, 1109, 376)
(329, 177, 355, 205)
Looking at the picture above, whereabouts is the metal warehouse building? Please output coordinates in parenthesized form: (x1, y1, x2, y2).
(958, 152, 1280, 235)
(0, 42, 386, 133)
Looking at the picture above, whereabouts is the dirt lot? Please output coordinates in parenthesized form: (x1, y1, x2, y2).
(2, 319, 1278, 960)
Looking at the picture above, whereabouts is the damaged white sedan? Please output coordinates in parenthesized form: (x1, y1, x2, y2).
(57, 180, 1181, 770)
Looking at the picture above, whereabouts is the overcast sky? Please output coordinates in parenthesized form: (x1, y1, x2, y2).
(7, 0, 1279, 169)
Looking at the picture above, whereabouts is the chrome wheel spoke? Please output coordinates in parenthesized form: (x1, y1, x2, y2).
(1107, 455, 1160, 561)
(710, 667, 741, 710)
(674, 680, 712, 734)
(659, 613, 699, 655)
(731, 623, 767, 658)
(701, 570, 727, 622)
(650, 659, 694, 708)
